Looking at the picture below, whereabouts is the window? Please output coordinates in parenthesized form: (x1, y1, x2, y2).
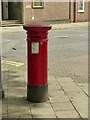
(78, 0, 84, 12)
(32, 0, 44, 9)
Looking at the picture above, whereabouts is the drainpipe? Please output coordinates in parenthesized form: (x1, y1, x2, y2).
(73, 1, 76, 22)
(69, 0, 71, 22)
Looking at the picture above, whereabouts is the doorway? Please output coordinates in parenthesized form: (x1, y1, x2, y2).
(2, 2, 23, 22)
(2, 2, 8, 20)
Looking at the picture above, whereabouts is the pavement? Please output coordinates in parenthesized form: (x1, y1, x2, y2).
(0, 22, 89, 119)
(0, 22, 88, 33)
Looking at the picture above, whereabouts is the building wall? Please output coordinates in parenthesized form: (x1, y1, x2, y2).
(88, 1, 90, 21)
(0, 1, 88, 25)
(23, 2, 33, 24)
(43, 2, 69, 21)
(70, 2, 88, 23)
(23, 2, 46, 24)
(70, 2, 75, 22)
(23, 2, 69, 24)
(76, 2, 88, 22)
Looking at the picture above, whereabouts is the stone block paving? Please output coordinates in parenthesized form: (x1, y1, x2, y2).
(2, 63, 88, 119)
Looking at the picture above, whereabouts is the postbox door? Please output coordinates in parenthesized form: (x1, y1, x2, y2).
(28, 41, 48, 86)
(39, 41, 48, 84)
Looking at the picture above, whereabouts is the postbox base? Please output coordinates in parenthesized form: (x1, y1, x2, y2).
(27, 84, 48, 103)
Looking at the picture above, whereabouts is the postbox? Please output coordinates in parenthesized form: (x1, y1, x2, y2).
(23, 23, 52, 102)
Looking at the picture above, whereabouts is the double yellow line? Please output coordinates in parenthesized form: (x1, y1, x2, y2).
(2, 60, 24, 67)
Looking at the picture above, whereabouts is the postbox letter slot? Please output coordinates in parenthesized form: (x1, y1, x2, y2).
(31, 36, 40, 38)
(31, 42, 39, 54)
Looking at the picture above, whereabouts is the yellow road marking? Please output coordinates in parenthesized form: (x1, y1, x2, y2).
(2, 60, 24, 67)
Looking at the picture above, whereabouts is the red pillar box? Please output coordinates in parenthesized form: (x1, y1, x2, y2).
(23, 24, 52, 102)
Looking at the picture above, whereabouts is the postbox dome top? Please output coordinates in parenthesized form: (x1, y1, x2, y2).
(23, 23, 52, 32)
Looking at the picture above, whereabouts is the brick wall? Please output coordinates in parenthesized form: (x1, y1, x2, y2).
(23, 2, 69, 24)
(88, 1, 90, 21)
(70, 2, 74, 22)
(43, 2, 69, 21)
(22, 2, 88, 24)
(23, 2, 43, 24)
(76, 2, 88, 22)
(23, 2, 32, 24)
(70, 2, 88, 23)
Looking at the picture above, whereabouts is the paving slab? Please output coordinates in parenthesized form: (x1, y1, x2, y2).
(30, 103, 56, 118)
(66, 91, 88, 102)
(7, 98, 32, 118)
(55, 110, 80, 118)
(61, 85, 82, 92)
(49, 76, 62, 91)
(18, 106, 32, 118)
(0, 100, 2, 120)
(48, 84, 61, 91)
(49, 90, 70, 103)
(78, 83, 88, 95)
(71, 101, 88, 118)
(2, 100, 7, 118)
(57, 77, 83, 92)
(51, 102, 75, 111)
(58, 118, 83, 120)
(57, 77, 74, 83)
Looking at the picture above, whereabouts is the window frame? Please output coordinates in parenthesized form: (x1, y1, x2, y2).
(78, 0, 84, 13)
(32, 0, 44, 9)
